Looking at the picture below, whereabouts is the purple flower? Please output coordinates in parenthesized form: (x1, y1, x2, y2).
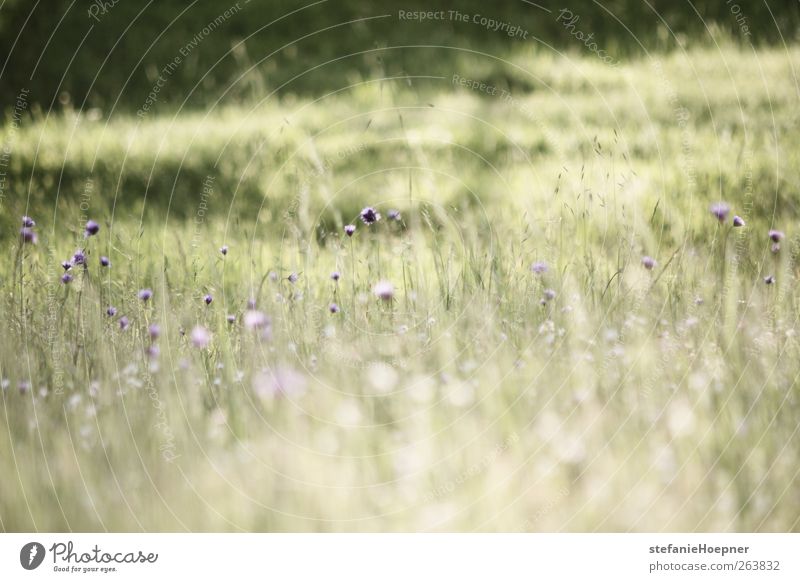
(190, 325, 211, 349)
(769, 229, 784, 242)
(84, 220, 100, 236)
(138, 288, 153, 302)
(61, 260, 73, 271)
(119, 316, 130, 330)
(61, 273, 73, 285)
(373, 280, 394, 301)
(733, 215, 745, 227)
(287, 272, 299, 284)
(764, 275, 776, 285)
(247, 297, 257, 309)
(709, 202, 731, 223)
(543, 289, 557, 301)
(204, 294, 213, 305)
(359, 207, 381, 225)
(344, 224, 356, 237)
(642, 256, 656, 270)
(387, 209, 401, 221)
(244, 310, 270, 330)
(21, 216, 35, 228)
(146, 345, 160, 359)
(106, 306, 117, 317)
(329, 303, 340, 314)
(531, 261, 548, 275)
(220, 245, 228, 256)
(72, 250, 86, 265)
(331, 271, 340, 282)
(148, 323, 160, 340)
(226, 314, 236, 324)
(20, 227, 37, 244)
(18, 380, 31, 394)
(100, 256, 110, 267)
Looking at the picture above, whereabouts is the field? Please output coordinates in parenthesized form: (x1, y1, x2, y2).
(2, 41, 800, 532)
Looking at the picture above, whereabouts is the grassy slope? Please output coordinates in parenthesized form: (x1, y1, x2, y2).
(1, 44, 799, 531)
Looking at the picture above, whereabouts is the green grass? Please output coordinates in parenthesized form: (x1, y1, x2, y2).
(1, 43, 799, 531)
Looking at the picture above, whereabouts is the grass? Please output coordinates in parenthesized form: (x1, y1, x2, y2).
(1, 42, 799, 531)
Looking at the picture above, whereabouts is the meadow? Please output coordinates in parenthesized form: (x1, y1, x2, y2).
(1, 41, 800, 532)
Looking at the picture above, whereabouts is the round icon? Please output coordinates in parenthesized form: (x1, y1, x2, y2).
(20, 542, 46, 570)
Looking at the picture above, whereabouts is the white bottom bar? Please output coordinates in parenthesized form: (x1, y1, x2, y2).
(1, 534, 797, 581)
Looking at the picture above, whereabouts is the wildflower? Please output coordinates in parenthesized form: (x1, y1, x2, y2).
(226, 314, 236, 324)
(387, 209, 401, 221)
(204, 294, 213, 305)
(543, 289, 557, 301)
(244, 310, 270, 330)
(769, 229, 784, 242)
(190, 325, 211, 349)
(359, 207, 381, 225)
(220, 245, 228, 255)
(268, 271, 278, 282)
(733, 215, 745, 227)
(329, 303, 340, 314)
(331, 271, 340, 282)
(531, 261, 548, 274)
(148, 323, 160, 340)
(247, 297, 257, 309)
(764, 275, 776, 285)
(18, 380, 31, 394)
(288, 272, 299, 284)
(61, 260, 73, 271)
(373, 280, 395, 301)
(22, 216, 35, 228)
(106, 306, 117, 317)
(61, 273, 73, 284)
(138, 288, 153, 302)
(709, 202, 730, 223)
(84, 220, 100, 236)
(344, 224, 356, 237)
(146, 345, 160, 359)
(100, 256, 110, 267)
(72, 250, 86, 265)
(642, 256, 656, 270)
(119, 316, 130, 330)
(771, 243, 781, 254)
(20, 227, 37, 244)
